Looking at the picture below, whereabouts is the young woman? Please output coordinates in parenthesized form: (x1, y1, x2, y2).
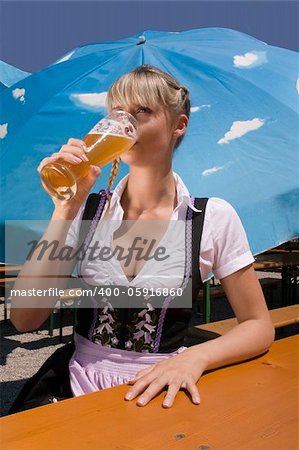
(10, 65, 274, 411)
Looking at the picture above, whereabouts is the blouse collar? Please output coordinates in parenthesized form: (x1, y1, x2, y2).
(109, 171, 202, 214)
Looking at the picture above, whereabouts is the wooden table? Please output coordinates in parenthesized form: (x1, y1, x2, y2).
(1, 335, 298, 450)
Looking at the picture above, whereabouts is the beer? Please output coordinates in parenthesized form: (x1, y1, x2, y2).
(40, 111, 137, 201)
(84, 133, 135, 167)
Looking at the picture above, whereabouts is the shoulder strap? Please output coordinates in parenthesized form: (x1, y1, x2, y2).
(192, 197, 209, 300)
(78, 191, 109, 250)
(81, 193, 106, 221)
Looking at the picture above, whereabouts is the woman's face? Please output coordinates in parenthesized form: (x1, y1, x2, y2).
(111, 102, 187, 167)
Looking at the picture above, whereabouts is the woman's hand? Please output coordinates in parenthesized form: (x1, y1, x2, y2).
(125, 349, 206, 408)
(37, 138, 101, 219)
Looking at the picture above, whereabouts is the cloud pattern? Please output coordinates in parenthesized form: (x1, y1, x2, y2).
(218, 118, 265, 144)
(12, 88, 26, 103)
(191, 105, 211, 113)
(233, 51, 267, 69)
(0, 123, 8, 139)
(70, 92, 107, 111)
(202, 165, 225, 176)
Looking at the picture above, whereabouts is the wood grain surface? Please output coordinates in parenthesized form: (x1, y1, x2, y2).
(1, 335, 298, 450)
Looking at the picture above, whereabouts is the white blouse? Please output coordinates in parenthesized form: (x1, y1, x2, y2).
(65, 172, 254, 287)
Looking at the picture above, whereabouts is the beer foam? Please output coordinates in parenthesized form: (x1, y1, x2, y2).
(90, 116, 137, 141)
(89, 132, 135, 140)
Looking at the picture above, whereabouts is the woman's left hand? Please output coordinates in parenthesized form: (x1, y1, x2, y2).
(124, 349, 205, 408)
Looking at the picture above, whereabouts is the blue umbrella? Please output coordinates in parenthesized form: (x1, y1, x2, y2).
(0, 60, 30, 91)
(0, 28, 298, 263)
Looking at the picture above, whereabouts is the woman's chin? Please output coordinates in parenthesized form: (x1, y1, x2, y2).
(121, 148, 139, 163)
(120, 145, 155, 166)
(120, 153, 134, 164)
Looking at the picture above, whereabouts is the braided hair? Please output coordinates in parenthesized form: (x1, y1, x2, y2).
(102, 157, 121, 217)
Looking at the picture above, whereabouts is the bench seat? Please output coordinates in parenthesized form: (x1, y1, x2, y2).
(196, 305, 299, 335)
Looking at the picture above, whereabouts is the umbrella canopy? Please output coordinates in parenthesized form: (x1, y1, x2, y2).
(0, 28, 298, 263)
(0, 60, 30, 91)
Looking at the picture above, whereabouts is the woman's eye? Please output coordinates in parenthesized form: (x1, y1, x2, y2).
(137, 107, 151, 114)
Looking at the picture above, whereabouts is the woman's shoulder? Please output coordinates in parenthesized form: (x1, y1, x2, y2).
(204, 197, 238, 223)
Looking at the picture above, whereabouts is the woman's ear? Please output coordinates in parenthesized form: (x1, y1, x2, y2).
(173, 114, 189, 140)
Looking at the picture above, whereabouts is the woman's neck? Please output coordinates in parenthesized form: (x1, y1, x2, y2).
(121, 166, 177, 214)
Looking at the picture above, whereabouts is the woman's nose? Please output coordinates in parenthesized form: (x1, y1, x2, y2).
(122, 106, 135, 115)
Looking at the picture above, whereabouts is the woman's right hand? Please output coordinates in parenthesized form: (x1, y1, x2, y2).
(37, 138, 101, 219)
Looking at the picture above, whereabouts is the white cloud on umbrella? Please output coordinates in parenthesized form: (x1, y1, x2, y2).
(202, 165, 225, 176)
(70, 92, 107, 111)
(0, 123, 8, 139)
(218, 118, 265, 144)
(191, 104, 211, 113)
(12, 88, 26, 103)
(233, 51, 267, 68)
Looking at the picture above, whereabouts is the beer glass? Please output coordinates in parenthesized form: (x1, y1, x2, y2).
(40, 111, 137, 201)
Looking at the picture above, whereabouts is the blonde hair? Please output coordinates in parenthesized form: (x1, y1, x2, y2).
(106, 157, 120, 210)
(105, 65, 190, 203)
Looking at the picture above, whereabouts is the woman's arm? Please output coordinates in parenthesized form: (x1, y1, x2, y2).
(186, 264, 275, 370)
(125, 264, 274, 407)
(10, 210, 81, 332)
(10, 138, 101, 332)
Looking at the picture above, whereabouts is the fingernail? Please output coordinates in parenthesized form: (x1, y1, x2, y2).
(91, 165, 101, 175)
(81, 154, 89, 162)
(163, 401, 171, 408)
(72, 157, 82, 164)
(194, 397, 200, 404)
(125, 393, 133, 400)
(137, 397, 145, 405)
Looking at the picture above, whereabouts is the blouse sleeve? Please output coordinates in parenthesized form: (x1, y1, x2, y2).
(199, 198, 255, 282)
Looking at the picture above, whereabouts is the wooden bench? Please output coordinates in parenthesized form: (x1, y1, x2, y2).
(198, 278, 280, 300)
(196, 304, 299, 336)
(0, 277, 18, 286)
(253, 261, 282, 270)
(0, 265, 23, 273)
